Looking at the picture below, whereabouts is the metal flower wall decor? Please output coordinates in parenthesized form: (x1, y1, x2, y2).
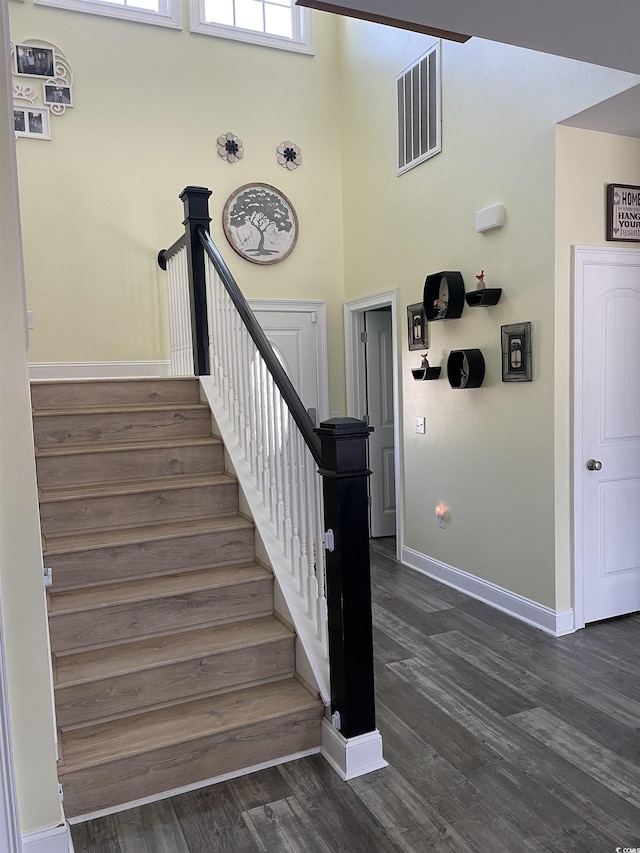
(217, 132, 244, 164)
(276, 140, 302, 170)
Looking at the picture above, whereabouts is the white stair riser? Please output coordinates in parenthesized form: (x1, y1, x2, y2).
(36, 442, 224, 487)
(31, 379, 200, 410)
(55, 638, 294, 727)
(40, 482, 238, 535)
(50, 578, 274, 652)
(46, 527, 256, 589)
(60, 707, 323, 818)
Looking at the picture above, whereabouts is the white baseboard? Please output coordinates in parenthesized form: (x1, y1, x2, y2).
(67, 747, 319, 825)
(22, 823, 73, 853)
(28, 361, 172, 380)
(401, 546, 575, 637)
(320, 719, 388, 781)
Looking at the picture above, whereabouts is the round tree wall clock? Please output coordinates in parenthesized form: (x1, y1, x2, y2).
(222, 183, 298, 265)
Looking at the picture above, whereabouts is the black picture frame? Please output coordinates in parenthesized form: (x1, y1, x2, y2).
(407, 303, 428, 351)
(501, 322, 532, 382)
(14, 44, 55, 78)
(606, 183, 640, 243)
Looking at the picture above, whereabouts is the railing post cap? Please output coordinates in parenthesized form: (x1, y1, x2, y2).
(179, 186, 213, 200)
(315, 417, 373, 438)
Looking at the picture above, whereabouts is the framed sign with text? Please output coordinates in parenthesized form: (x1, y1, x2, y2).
(607, 184, 640, 242)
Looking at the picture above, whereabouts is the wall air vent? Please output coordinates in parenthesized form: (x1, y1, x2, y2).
(396, 43, 441, 176)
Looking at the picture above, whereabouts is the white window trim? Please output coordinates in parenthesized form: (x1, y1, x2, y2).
(33, 0, 182, 29)
(190, 0, 314, 55)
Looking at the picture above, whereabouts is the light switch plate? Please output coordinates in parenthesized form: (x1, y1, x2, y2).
(415, 417, 425, 434)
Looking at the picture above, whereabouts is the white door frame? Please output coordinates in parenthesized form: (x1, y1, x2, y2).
(248, 299, 330, 422)
(344, 290, 403, 561)
(573, 244, 640, 629)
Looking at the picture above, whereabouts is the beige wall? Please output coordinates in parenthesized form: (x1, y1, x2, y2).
(0, 2, 62, 834)
(554, 126, 640, 608)
(9, 1, 347, 413)
(339, 19, 637, 608)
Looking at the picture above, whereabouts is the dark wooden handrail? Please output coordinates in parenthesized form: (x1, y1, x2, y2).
(157, 234, 186, 271)
(198, 227, 322, 465)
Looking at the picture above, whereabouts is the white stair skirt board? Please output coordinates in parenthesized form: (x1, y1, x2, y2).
(29, 361, 172, 380)
(199, 376, 330, 704)
(66, 748, 320, 825)
(22, 823, 74, 853)
(402, 546, 575, 637)
(320, 719, 388, 781)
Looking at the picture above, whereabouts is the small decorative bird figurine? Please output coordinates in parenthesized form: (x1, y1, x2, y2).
(475, 270, 486, 290)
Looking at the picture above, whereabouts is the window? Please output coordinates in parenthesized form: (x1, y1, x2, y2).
(191, 0, 314, 55)
(396, 43, 441, 176)
(33, 0, 181, 28)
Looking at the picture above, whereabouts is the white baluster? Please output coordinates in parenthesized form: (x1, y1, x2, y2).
(245, 333, 258, 478)
(314, 471, 328, 644)
(295, 431, 309, 603)
(281, 398, 292, 558)
(265, 372, 278, 525)
(304, 444, 319, 622)
(289, 419, 300, 577)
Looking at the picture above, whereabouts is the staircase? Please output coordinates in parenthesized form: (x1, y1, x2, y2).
(31, 377, 323, 819)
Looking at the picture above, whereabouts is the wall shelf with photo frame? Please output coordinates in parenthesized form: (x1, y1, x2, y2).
(11, 39, 74, 141)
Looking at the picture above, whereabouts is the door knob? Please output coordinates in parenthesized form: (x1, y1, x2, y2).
(586, 459, 602, 471)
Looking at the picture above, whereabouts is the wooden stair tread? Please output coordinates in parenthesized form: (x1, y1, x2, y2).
(33, 402, 209, 418)
(36, 435, 222, 458)
(49, 563, 270, 614)
(40, 472, 236, 502)
(54, 617, 293, 686)
(58, 679, 322, 772)
(43, 514, 253, 555)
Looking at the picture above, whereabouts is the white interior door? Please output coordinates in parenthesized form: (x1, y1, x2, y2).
(365, 309, 396, 538)
(575, 246, 640, 624)
(249, 302, 328, 424)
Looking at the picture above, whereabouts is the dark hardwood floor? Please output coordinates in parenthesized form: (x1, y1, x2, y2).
(71, 537, 640, 852)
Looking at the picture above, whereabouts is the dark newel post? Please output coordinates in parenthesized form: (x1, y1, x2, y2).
(180, 186, 211, 376)
(315, 417, 376, 739)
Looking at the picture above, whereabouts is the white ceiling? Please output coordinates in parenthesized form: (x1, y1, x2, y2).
(297, 0, 640, 137)
(297, 0, 640, 75)
(559, 85, 640, 139)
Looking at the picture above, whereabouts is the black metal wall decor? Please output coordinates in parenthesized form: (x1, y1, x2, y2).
(424, 271, 465, 320)
(465, 269, 502, 307)
(447, 348, 485, 388)
(407, 302, 428, 351)
(501, 322, 532, 382)
(411, 352, 441, 381)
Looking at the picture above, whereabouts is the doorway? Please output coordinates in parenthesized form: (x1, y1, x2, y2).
(345, 291, 402, 559)
(574, 245, 640, 626)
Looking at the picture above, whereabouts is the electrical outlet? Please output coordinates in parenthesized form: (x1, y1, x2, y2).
(437, 516, 446, 529)
(415, 417, 425, 434)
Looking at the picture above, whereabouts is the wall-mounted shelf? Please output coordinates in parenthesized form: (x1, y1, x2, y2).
(411, 366, 441, 381)
(447, 349, 485, 388)
(465, 288, 502, 307)
(424, 271, 465, 321)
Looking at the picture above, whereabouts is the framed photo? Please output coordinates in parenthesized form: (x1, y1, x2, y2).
(501, 322, 532, 382)
(14, 106, 51, 140)
(43, 84, 73, 107)
(607, 184, 640, 242)
(222, 183, 298, 265)
(407, 302, 428, 351)
(14, 44, 55, 78)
